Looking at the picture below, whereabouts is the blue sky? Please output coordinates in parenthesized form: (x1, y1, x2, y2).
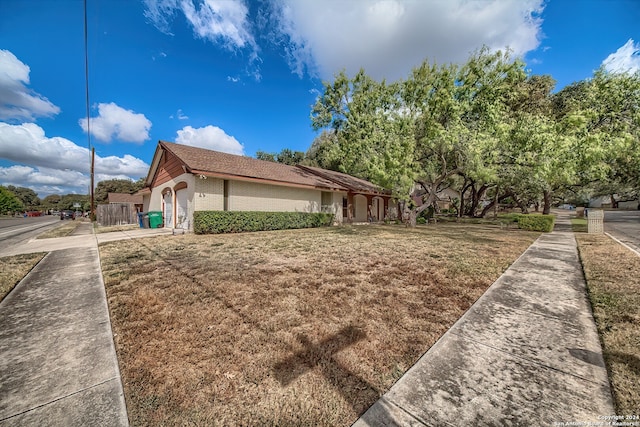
(1, 0, 639, 197)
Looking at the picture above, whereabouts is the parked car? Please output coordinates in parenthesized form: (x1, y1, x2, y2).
(60, 210, 75, 220)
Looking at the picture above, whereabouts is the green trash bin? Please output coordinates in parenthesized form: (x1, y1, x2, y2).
(148, 211, 163, 229)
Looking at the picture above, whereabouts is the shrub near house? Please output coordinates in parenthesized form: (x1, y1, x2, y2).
(193, 211, 333, 234)
(516, 214, 555, 232)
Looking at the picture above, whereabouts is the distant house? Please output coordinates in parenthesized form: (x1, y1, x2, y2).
(411, 186, 460, 211)
(107, 193, 143, 212)
(589, 195, 640, 209)
(139, 141, 396, 231)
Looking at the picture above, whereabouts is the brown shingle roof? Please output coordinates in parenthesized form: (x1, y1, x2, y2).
(296, 165, 390, 195)
(160, 141, 348, 191)
(108, 193, 143, 204)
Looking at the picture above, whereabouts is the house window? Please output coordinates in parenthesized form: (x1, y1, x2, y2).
(343, 197, 348, 218)
(223, 180, 229, 211)
(321, 191, 332, 212)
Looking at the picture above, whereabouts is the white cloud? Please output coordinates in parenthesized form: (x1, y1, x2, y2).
(0, 49, 60, 121)
(602, 39, 640, 74)
(79, 102, 152, 143)
(0, 122, 150, 196)
(144, 0, 260, 77)
(176, 109, 189, 120)
(0, 165, 90, 196)
(267, 0, 544, 80)
(175, 124, 244, 155)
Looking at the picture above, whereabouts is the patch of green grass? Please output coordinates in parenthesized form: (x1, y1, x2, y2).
(571, 218, 588, 233)
(0, 253, 46, 301)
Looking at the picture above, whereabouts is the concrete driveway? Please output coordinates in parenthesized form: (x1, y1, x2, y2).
(604, 210, 640, 253)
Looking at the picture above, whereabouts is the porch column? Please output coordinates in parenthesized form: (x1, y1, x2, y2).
(347, 192, 354, 223)
(383, 197, 389, 220)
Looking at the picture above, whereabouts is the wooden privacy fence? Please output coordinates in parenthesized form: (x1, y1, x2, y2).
(97, 203, 139, 226)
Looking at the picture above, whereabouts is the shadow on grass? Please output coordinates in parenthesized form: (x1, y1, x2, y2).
(273, 325, 380, 415)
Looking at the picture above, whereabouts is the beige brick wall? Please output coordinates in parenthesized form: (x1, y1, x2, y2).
(194, 177, 224, 211)
(331, 192, 345, 223)
(228, 180, 322, 212)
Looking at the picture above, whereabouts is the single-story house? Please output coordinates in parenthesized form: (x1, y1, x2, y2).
(589, 195, 640, 209)
(139, 141, 397, 231)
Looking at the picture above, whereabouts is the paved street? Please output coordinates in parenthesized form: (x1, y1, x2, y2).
(0, 217, 60, 251)
(604, 210, 640, 253)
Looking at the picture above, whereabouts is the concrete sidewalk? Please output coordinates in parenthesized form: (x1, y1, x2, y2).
(355, 214, 615, 426)
(0, 246, 129, 425)
(0, 226, 173, 257)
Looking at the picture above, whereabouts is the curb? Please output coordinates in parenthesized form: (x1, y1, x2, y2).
(605, 232, 640, 257)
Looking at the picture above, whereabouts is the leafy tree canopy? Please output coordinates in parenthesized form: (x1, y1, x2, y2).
(310, 47, 640, 223)
(0, 186, 24, 214)
(256, 148, 306, 165)
(6, 185, 40, 209)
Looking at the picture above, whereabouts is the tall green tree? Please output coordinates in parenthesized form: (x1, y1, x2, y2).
(0, 186, 24, 214)
(311, 48, 531, 224)
(6, 186, 40, 209)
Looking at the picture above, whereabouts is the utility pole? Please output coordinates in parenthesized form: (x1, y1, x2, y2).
(84, 0, 94, 221)
(91, 147, 95, 220)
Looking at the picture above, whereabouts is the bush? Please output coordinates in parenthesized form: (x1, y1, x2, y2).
(516, 214, 555, 232)
(417, 217, 427, 224)
(193, 211, 334, 234)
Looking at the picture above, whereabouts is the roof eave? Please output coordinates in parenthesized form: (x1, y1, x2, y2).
(191, 169, 348, 192)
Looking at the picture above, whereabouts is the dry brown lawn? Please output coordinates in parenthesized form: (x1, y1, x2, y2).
(36, 220, 81, 238)
(576, 234, 640, 414)
(0, 253, 46, 302)
(100, 224, 539, 426)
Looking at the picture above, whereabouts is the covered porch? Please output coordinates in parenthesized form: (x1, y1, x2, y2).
(343, 192, 398, 223)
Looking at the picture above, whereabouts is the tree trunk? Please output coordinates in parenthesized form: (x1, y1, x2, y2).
(542, 190, 552, 214)
(467, 183, 477, 216)
(470, 184, 489, 218)
(479, 192, 511, 218)
(407, 209, 417, 227)
(458, 178, 470, 219)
